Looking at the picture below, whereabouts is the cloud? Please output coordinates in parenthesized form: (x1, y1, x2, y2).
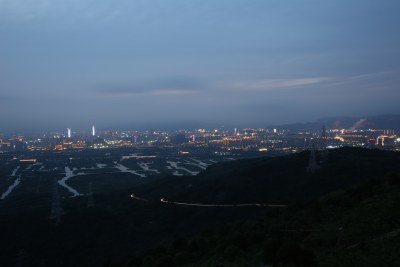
(94, 77, 203, 97)
(223, 77, 332, 91)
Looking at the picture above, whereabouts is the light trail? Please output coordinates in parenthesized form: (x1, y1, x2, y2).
(130, 194, 149, 202)
(160, 198, 287, 208)
(130, 193, 286, 208)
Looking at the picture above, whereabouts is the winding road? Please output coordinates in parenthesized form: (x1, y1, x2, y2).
(130, 193, 287, 208)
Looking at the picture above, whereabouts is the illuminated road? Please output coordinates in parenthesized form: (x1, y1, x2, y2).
(188, 158, 210, 170)
(58, 167, 83, 197)
(130, 194, 286, 208)
(137, 162, 160, 174)
(1, 175, 22, 200)
(1, 167, 22, 199)
(114, 162, 147, 178)
(166, 161, 200, 176)
(10, 166, 20, 177)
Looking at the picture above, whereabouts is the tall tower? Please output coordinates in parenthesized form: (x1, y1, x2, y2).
(67, 128, 71, 138)
(92, 125, 96, 137)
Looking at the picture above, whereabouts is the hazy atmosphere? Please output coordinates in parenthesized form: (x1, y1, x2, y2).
(1, 2, 400, 266)
(1, 0, 400, 132)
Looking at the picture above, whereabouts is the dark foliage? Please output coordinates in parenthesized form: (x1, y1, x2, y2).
(0, 148, 400, 266)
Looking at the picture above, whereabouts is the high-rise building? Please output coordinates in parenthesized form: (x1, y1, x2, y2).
(67, 128, 71, 138)
(92, 125, 96, 137)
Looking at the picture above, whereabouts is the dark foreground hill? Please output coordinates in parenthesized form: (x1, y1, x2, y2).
(0, 148, 399, 266)
(124, 148, 400, 267)
(134, 171, 400, 267)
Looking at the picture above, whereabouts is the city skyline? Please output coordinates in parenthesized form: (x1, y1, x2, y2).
(1, 1, 400, 132)
(1, 112, 400, 135)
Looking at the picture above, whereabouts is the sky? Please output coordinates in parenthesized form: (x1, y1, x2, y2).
(1, 0, 400, 132)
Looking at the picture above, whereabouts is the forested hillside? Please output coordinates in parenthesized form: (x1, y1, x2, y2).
(1, 148, 399, 267)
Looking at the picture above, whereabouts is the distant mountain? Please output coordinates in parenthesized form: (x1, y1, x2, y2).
(109, 114, 400, 132)
(270, 114, 400, 131)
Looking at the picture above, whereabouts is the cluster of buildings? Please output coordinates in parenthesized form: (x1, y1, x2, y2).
(0, 125, 399, 154)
